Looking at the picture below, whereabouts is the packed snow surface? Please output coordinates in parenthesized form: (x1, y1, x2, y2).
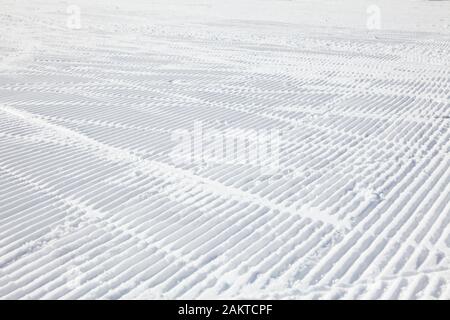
(0, 0, 449, 299)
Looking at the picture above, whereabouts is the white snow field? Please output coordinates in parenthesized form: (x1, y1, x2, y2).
(0, 0, 450, 300)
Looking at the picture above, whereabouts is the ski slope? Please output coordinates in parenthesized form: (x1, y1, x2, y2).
(0, 0, 449, 299)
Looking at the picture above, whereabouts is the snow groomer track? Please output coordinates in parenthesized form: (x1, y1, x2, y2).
(0, 0, 449, 299)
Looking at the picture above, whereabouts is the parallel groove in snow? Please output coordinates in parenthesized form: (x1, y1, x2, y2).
(0, 6, 449, 299)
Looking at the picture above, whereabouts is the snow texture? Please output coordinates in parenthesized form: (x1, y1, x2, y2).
(0, 0, 449, 299)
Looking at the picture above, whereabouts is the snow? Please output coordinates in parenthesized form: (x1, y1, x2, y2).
(0, 0, 449, 299)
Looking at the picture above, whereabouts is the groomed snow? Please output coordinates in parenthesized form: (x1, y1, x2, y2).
(0, 0, 449, 299)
